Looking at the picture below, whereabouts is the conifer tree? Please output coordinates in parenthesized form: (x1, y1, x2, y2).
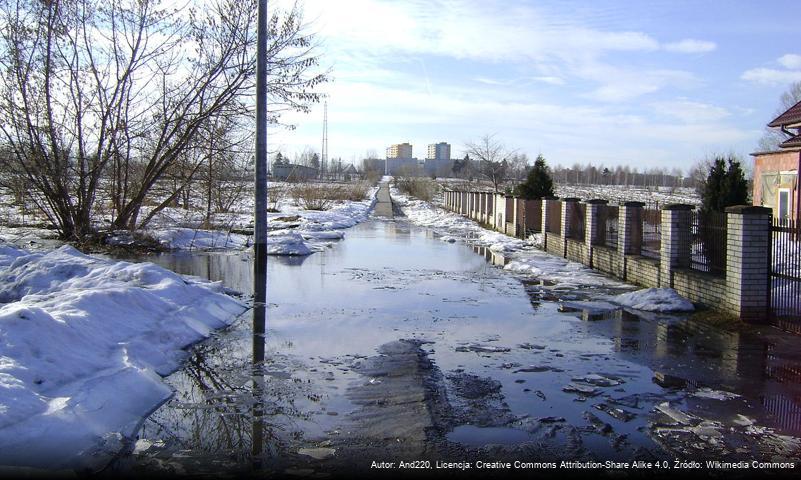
(516, 154, 555, 199)
(698, 155, 749, 273)
(700, 156, 748, 214)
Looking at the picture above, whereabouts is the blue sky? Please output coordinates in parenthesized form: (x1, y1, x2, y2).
(268, 0, 801, 173)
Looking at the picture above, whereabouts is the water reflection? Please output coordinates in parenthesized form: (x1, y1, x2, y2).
(471, 245, 508, 267)
(111, 221, 801, 472)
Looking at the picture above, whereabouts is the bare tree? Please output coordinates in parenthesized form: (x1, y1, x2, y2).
(507, 153, 530, 183)
(758, 81, 801, 152)
(465, 134, 510, 192)
(0, 0, 326, 239)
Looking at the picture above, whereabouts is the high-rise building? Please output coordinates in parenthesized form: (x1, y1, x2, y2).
(386, 142, 413, 159)
(427, 142, 450, 160)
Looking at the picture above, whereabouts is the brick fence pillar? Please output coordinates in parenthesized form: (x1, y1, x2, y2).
(541, 196, 556, 251)
(660, 204, 694, 287)
(561, 197, 580, 240)
(494, 193, 505, 230)
(585, 199, 608, 246)
(620, 201, 645, 256)
(561, 198, 579, 258)
(584, 199, 603, 268)
(511, 196, 520, 237)
(724, 205, 771, 323)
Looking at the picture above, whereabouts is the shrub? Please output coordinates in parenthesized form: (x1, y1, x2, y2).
(394, 177, 435, 201)
(289, 181, 369, 210)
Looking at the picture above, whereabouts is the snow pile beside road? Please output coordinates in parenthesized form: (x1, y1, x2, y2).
(612, 288, 695, 312)
(0, 245, 247, 470)
(392, 190, 526, 251)
(151, 186, 377, 254)
(151, 227, 250, 250)
(392, 190, 624, 288)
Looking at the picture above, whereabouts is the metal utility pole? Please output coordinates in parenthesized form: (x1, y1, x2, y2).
(252, 0, 268, 469)
(254, 0, 268, 337)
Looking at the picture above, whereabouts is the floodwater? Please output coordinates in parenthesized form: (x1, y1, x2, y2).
(111, 219, 801, 476)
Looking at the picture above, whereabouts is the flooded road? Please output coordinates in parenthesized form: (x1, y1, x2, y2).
(112, 219, 801, 476)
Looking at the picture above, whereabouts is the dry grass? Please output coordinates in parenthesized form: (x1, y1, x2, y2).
(394, 177, 435, 202)
(290, 182, 369, 210)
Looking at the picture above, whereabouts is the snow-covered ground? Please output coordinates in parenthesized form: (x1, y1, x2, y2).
(436, 179, 700, 208)
(392, 187, 696, 312)
(554, 184, 700, 208)
(394, 188, 611, 287)
(0, 245, 247, 470)
(141, 182, 378, 255)
(0, 182, 378, 256)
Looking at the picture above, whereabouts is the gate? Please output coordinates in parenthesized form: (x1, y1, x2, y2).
(770, 218, 801, 332)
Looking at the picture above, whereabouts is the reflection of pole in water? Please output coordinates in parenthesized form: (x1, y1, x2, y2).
(252, 0, 268, 470)
(252, 301, 266, 469)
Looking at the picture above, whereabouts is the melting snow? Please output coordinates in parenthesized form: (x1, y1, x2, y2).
(612, 288, 694, 312)
(0, 245, 246, 470)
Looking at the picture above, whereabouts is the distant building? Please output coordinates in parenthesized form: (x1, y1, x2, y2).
(427, 142, 450, 161)
(362, 158, 385, 175)
(423, 157, 455, 177)
(272, 163, 318, 181)
(386, 142, 413, 159)
(386, 157, 419, 175)
(752, 100, 801, 222)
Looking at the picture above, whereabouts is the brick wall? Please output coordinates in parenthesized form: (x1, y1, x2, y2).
(592, 246, 621, 278)
(440, 189, 770, 322)
(672, 269, 727, 307)
(626, 257, 661, 288)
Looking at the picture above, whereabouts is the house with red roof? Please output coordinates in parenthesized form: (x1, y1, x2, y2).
(751, 100, 801, 222)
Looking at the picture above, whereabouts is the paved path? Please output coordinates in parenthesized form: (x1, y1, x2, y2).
(372, 182, 394, 218)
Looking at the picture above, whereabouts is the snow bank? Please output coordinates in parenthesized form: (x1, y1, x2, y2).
(393, 189, 624, 288)
(0, 245, 247, 470)
(612, 288, 694, 312)
(151, 227, 250, 251)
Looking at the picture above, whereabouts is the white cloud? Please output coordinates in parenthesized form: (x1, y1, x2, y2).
(663, 39, 717, 54)
(778, 54, 801, 69)
(651, 100, 730, 123)
(531, 76, 565, 86)
(742, 54, 801, 85)
(741, 67, 801, 85)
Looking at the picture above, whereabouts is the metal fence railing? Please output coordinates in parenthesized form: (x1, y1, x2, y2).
(524, 199, 542, 236)
(770, 218, 801, 332)
(568, 203, 586, 241)
(546, 201, 562, 233)
(641, 209, 661, 259)
(690, 211, 727, 275)
(599, 205, 619, 250)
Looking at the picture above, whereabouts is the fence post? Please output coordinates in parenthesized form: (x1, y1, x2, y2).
(510, 196, 519, 236)
(494, 193, 505, 231)
(585, 199, 607, 246)
(542, 196, 555, 251)
(620, 201, 645, 256)
(584, 200, 606, 268)
(561, 198, 579, 258)
(724, 205, 771, 323)
(660, 204, 694, 287)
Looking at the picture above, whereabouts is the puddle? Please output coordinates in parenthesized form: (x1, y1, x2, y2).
(447, 425, 532, 447)
(104, 220, 801, 474)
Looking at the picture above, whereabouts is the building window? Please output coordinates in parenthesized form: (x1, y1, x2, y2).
(778, 188, 790, 219)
